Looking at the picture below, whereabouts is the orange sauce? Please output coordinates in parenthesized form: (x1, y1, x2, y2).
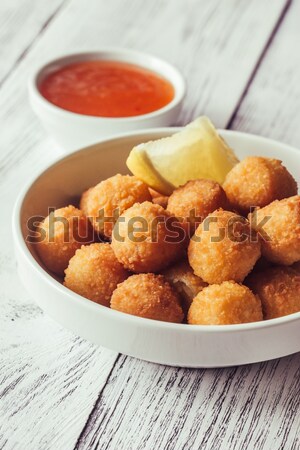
(39, 60, 175, 117)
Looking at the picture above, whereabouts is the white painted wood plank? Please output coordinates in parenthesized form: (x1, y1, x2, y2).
(0, 140, 119, 450)
(0, 0, 66, 85)
(0, 0, 290, 449)
(231, 0, 300, 148)
(0, 318, 117, 450)
(74, 354, 300, 450)
(0, 167, 118, 450)
(0, 0, 288, 180)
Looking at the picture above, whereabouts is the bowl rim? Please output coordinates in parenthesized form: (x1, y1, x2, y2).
(28, 48, 186, 122)
(12, 127, 300, 333)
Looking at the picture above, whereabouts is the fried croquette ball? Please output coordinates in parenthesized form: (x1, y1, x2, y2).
(187, 281, 263, 325)
(64, 243, 129, 306)
(248, 195, 300, 265)
(188, 210, 261, 284)
(80, 174, 152, 239)
(167, 179, 228, 236)
(110, 273, 184, 323)
(36, 205, 93, 276)
(111, 201, 185, 273)
(162, 260, 208, 314)
(223, 157, 297, 214)
(246, 267, 300, 319)
(149, 188, 169, 209)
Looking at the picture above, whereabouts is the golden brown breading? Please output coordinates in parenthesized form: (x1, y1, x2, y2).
(188, 281, 263, 325)
(246, 266, 300, 319)
(162, 259, 207, 315)
(111, 201, 185, 273)
(111, 273, 184, 323)
(188, 209, 261, 284)
(64, 243, 129, 306)
(167, 179, 229, 236)
(248, 195, 300, 265)
(80, 174, 152, 239)
(223, 156, 297, 214)
(36, 205, 93, 276)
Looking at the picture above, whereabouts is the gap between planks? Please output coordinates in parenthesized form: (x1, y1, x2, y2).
(73, 354, 123, 450)
(226, 0, 292, 130)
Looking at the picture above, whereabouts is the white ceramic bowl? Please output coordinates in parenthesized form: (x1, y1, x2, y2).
(13, 128, 300, 368)
(28, 49, 186, 152)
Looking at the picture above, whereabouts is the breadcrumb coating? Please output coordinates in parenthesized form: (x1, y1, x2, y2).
(246, 266, 300, 319)
(223, 156, 297, 214)
(36, 205, 93, 276)
(37, 153, 300, 326)
(162, 259, 207, 315)
(111, 201, 185, 273)
(111, 273, 184, 323)
(188, 281, 263, 325)
(188, 209, 261, 284)
(80, 174, 152, 239)
(167, 179, 228, 236)
(64, 243, 129, 306)
(248, 195, 300, 265)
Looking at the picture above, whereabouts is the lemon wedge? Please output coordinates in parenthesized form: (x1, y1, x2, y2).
(126, 116, 239, 195)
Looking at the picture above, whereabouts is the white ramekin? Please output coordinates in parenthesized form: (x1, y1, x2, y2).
(12, 127, 300, 367)
(28, 49, 186, 152)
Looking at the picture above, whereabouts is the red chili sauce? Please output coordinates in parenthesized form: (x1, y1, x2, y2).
(39, 60, 175, 117)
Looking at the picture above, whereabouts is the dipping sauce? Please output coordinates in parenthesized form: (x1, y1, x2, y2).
(39, 60, 175, 117)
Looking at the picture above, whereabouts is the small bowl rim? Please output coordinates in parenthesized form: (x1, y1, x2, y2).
(12, 127, 300, 334)
(28, 48, 186, 122)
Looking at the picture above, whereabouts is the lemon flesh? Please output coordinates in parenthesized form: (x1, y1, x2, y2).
(126, 116, 239, 195)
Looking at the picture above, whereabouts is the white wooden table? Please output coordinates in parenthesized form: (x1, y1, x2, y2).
(1, 0, 300, 448)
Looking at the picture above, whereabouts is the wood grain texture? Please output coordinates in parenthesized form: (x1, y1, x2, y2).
(0, 0, 296, 449)
(231, 0, 300, 148)
(0, 318, 117, 450)
(75, 354, 300, 450)
(0, 0, 66, 85)
(0, 175, 118, 450)
(0, 0, 288, 181)
(0, 1, 124, 449)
